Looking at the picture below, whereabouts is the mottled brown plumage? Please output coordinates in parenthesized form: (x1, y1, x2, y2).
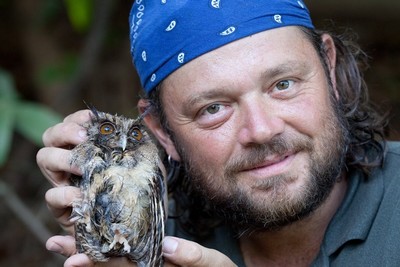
(70, 107, 166, 267)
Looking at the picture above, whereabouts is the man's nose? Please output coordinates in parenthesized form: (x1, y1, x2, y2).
(237, 96, 285, 146)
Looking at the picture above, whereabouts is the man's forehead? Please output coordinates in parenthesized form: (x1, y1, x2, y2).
(162, 27, 314, 88)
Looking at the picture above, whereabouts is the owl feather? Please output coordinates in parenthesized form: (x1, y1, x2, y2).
(70, 107, 166, 267)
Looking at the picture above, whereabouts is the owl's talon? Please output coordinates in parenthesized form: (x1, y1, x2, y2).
(123, 241, 131, 253)
(69, 216, 80, 223)
(108, 230, 131, 253)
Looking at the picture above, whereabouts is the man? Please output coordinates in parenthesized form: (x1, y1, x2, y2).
(37, 1, 400, 266)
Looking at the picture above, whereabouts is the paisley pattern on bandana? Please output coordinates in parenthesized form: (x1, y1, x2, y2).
(129, 0, 314, 94)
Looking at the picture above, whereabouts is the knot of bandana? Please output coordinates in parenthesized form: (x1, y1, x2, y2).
(129, 0, 314, 94)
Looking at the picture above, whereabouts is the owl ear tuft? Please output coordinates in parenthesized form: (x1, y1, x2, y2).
(83, 101, 100, 120)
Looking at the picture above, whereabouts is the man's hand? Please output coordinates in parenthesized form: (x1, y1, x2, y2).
(46, 234, 237, 267)
(36, 110, 91, 265)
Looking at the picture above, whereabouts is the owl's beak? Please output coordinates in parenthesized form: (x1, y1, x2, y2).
(119, 135, 127, 151)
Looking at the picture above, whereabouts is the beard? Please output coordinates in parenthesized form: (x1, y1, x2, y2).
(171, 95, 350, 233)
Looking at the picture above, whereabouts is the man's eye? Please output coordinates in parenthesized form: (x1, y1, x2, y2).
(275, 80, 293, 91)
(205, 104, 221, 114)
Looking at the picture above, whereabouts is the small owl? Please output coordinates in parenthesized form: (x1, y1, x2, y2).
(69, 107, 166, 267)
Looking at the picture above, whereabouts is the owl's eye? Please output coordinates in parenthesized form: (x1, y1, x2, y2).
(130, 127, 143, 141)
(99, 122, 115, 135)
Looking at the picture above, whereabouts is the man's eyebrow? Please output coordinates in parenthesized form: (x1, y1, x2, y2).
(261, 61, 311, 81)
(185, 89, 228, 108)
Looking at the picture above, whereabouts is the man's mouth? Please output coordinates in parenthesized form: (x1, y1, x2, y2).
(239, 152, 296, 177)
(249, 153, 292, 169)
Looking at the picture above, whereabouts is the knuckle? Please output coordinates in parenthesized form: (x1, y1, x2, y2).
(65, 186, 82, 202)
(60, 187, 80, 206)
(43, 122, 69, 147)
(58, 123, 73, 138)
(185, 243, 204, 265)
(193, 250, 204, 265)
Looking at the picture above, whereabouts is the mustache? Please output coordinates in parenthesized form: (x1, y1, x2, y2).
(225, 134, 313, 174)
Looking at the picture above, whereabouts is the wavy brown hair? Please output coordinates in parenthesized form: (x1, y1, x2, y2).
(143, 26, 388, 237)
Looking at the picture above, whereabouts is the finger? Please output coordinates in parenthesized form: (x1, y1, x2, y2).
(63, 255, 136, 267)
(45, 186, 81, 231)
(95, 257, 136, 267)
(45, 186, 81, 216)
(46, 235, 77, 257)
(42, 109, 92, 148)
(64, 254, 94, 267)
(37, 147, 81, 187)
(63, 109, 91, 123)
(162, 236, 237, 267)
(164, 262, 179, 267)
(43, 121, 88, 148)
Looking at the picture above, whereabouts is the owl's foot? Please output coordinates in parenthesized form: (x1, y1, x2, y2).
(108, 229, 131, 253)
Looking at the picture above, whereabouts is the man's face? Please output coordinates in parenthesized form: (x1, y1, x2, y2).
(160, 27, 348, 231)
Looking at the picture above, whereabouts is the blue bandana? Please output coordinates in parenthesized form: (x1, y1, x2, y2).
(129, 0, 314, 94)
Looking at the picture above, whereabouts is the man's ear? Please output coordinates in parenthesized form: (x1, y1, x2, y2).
(138, 99, 181, 162)
(321, 33, 338, 99)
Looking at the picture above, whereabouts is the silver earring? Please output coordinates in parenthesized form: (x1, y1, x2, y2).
(166, 154, 180, 186)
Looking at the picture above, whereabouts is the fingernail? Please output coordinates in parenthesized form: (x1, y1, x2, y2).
(163, 237, 178, 254)
(47, 242, 62, 253)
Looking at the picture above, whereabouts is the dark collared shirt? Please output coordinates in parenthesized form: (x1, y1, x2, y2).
(313, 141, 400, 266)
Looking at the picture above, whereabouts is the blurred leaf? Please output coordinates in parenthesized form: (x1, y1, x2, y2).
(0, 69, 18, 100)
(0, 99, 15, 167)
(15, 102, 62, 146)
(64, 0, 93, 33)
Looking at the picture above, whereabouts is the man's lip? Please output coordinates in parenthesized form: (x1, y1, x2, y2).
(240, 152, 294, 172)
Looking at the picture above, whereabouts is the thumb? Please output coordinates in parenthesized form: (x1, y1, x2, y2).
(162, 236, 237, 267)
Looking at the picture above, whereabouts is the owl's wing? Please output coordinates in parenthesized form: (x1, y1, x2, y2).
(131, 165, 166, 267)
(70, 142, 107, 223)
(70, 142, 106, 188)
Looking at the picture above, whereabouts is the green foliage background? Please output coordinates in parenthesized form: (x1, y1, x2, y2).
(0, 70, 62, 166)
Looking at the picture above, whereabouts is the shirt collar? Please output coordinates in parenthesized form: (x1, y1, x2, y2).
(323, 168, 384, 255)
